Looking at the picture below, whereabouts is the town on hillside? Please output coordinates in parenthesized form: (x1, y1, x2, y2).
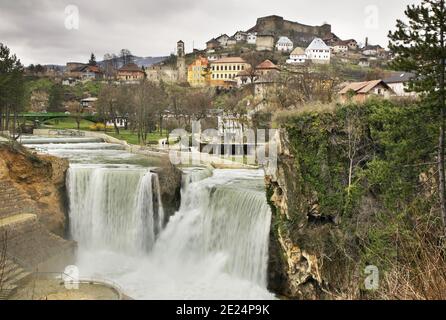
(21, 15, 414, 119)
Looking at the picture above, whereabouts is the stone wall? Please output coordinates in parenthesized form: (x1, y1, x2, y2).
(249, 15, 332, 46)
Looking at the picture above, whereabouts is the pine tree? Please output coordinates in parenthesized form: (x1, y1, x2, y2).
(88, 53, 97, 66)
(389, 0, 446, 230)
(48, 84, 64, 112)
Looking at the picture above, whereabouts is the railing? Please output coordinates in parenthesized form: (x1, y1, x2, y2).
(48, 129, 86, 137)
(31, 271, 126, 300)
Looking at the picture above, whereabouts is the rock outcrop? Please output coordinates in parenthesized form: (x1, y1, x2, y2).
(0, 142, 76, 298)
(152, 161, 182, 225)
(0, 142, 69, 236)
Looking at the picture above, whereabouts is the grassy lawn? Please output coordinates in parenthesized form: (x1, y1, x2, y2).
(107, 130, 167, 145)
(43, 118, 170, 146)
(43, 118, 96, 131)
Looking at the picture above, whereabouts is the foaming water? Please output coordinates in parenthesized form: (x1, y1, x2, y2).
(72, 168, 274, 299)
(67, 167, 164, 253)
(29, 136, 274, 300)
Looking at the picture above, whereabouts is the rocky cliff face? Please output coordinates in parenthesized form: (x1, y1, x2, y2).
(265, 100, 442, 300)
(0, 143, 69, 236)
(266, 130, 328, 299)
(265, 125, 366, 299)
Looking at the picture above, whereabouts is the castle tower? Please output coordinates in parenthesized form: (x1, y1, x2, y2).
(177, 40, 187, 82)
(177, 40, 185, 58)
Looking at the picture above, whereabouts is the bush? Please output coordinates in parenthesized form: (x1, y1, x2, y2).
(89, 123, 105, 131)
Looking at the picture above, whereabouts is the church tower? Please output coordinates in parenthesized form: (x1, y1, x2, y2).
(177, 40, 187, 82)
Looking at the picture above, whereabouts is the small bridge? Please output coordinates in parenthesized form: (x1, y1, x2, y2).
(18, 112, 101, 123)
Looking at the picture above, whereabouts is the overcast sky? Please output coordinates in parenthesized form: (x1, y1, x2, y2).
(0, 0, 420, 66)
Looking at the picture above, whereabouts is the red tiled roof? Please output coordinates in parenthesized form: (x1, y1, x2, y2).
(339, 80, 391, 94)
(119, 63, 143, 72)
(256, 59, 279, 70)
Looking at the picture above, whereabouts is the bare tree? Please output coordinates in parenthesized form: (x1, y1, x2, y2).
(0, 231, 8, 294)
(66, 101, 83, 131)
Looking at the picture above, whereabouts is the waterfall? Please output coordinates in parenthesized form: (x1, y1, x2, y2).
(34, 135, 274, 299)
(152, 170, 272, 287)
(67, 166, 164, 254)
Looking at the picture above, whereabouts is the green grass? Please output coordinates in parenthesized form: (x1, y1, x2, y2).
(43, 118, 168, 146)
(43, 118, 96, 131)
(107, 130, 167, 145)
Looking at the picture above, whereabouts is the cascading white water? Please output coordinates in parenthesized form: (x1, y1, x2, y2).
(69, 167, 274, 299)
(33, 133, 275, 299)
(153, 169, 271, 287)
(67, 166, 164, 254)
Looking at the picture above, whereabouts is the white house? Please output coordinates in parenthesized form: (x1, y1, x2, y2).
(216, 34, 230, 47)
(275, 36, 294, 52)
(247, 33, 257, 45)
(286, 47, 307, 64)
(362, 45, 383, 56)
(358, 57, 370, 68)
(233, 31, 247, 42)
(383, 72, 417, 97)
(305, 38, 331, 64)
(332, 41, 349, 54)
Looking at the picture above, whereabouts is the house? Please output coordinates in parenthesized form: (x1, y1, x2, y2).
(233, 31, 248, 42)
(286, 47, 307, 64)
(66, 64, 103, 80)
(187, 56, 210, 87)
(146, 64, 179, 83)
(305, 38, 331, 64)
(210, 57, 250, 87)
(80, 97, 98, 113)
(247, 33, 257, 45)
(227, 37, 237, 47)
(383, 72, 417, 97)
(235, 60, 280, 87)
(62, 77, 80, 86)
(66, 62, 85, 73)
(339, 80, 394, 103)
(79, 65, 103, 80)
(206, 39, 220, 50)
(345, 39, 358, 51)
(332, 41, 349, 54)
(275, 36, 294, 52)
(216, 34, 230, 47)
(117, 63, 145, 82)
(362, 45, 384, 56)
(358, 57, 370, 68)
(256, 34, 275, 51)
(256, 59, 280, 77)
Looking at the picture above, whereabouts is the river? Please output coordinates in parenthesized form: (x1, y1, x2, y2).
(23, 136, 275, 300)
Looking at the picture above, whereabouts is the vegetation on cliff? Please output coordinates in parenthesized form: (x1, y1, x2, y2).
(268, 98, 446, 299)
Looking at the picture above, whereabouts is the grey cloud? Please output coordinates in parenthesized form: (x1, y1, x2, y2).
(0, 0, 420, 65)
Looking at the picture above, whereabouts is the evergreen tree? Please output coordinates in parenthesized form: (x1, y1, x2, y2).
(48, 83, 64, 112)
(389, 0, 446, 230)
(88, 53, 97, 66)
(0, 43, 24, 136)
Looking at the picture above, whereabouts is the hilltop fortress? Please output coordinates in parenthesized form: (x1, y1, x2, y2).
(247, 15, 333, 45)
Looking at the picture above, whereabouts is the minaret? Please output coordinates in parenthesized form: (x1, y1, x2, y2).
(176, 40, 186, 82)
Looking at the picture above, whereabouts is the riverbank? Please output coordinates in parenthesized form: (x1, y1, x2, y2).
(32, 129, 259, 170)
